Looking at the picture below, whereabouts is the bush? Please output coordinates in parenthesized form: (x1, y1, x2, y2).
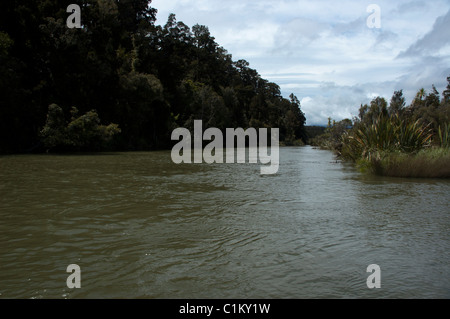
(40, 104, 121, 151)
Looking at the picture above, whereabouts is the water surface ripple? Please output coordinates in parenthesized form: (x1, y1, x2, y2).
(0, 147, 449, 298)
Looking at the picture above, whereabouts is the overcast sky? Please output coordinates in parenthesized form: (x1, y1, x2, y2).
(151, 0, 450, 125)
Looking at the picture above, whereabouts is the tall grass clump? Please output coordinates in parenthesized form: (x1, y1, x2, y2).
(438, 124, 450, 148)
(338, 114, 450, 177)
(375, 148, 450, 178)
(340, 114, 433, 162)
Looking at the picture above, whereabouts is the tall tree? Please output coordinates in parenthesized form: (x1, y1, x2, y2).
(0, 1, 308, 153)
(388, 90, 405, 117)
(443, 76, 450, 104)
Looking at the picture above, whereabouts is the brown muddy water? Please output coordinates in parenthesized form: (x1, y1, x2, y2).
(0, 146, 449, 298)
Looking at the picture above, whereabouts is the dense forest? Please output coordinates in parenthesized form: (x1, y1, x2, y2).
(311, 79, 450, 177)
(0, 0, 307, 154)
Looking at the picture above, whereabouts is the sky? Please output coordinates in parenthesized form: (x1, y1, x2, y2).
(151, 0, 450, 125)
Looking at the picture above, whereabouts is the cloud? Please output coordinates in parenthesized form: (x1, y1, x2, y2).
(398, 9, 450, 58)
(391, 0, 428, 14)
(290, 81, 401, 125)
(151, 0, 450, 125)
(332, 16, 367, 37)
(274, 17, 328, 55)
(395, 56, 450, 92)
(372, 30, 399, 49)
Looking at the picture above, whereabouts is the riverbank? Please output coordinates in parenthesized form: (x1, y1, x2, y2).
(311, 129, 450, 179)
(357, 147, 450, 178)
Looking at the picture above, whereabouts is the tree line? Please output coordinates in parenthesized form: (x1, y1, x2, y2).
(0, 0, 307, 153)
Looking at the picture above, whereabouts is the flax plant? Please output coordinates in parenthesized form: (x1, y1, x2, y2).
(340, 114, 433, 162)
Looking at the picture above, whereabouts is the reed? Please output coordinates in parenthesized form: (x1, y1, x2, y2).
(362, 148, 450, 178)
(438, 124, 450, 148)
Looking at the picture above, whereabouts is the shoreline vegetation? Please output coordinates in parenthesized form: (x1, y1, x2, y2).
(1, 2, 448, 180)
(0, 1, 307, 155)
(311, 80, 450, 178)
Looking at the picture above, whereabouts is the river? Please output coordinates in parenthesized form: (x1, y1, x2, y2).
(0, 146, 449, 298)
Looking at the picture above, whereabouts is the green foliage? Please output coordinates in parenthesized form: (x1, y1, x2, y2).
(406, 85, 448, 134)
(0, 31, 14, 55)
(39, 104, 67, 149)
(310, 118, 352, 150)
(438, 124, 450, 148)
(40, 104, 121, 151)
(388, 90, 405, 117)
(341, 114, 432, 161)
(444, 76, 450, 104)
(317, 79, 450, 178)
(304, 126, 326, 142)
(0, 1, 307, 153)
(354, 97, 388, 127)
